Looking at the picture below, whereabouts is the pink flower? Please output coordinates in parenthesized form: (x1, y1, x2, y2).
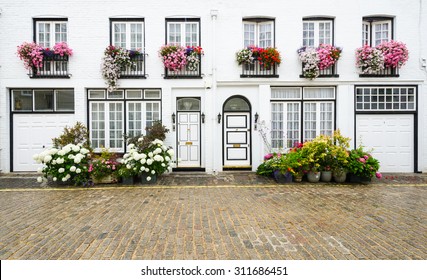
(88, 164, 93, 173)
(375, 172, 382, 179)
(264, 153, 273, 160)
(359, 157, 366, 163)
(363, 155, 369, 160)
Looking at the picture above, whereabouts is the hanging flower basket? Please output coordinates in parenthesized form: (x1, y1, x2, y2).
(236, 46, 281, 69)
(159, 45, 203, 72)
(298, 44, 341, 79)
(17, 41, 73, 70)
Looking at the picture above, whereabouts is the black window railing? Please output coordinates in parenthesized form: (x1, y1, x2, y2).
(299, 63, 339, 78)
(30, 54, 70, 78)
(359, 67, 399, 77)
(164, 54, 202, 79)
(240, 60, 279, 78)
(120, 53, 146, 78)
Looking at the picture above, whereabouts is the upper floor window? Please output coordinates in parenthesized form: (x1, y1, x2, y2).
(110, 18, 144, 50)
(362, 17, 393, 46)
(302, 18, 333, 47)
(34, 18, 68, 48)
(166, 18, 200, 46)
(243, 18, 274, 48)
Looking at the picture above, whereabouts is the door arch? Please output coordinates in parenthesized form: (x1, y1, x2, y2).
(222, 96, 252, 168)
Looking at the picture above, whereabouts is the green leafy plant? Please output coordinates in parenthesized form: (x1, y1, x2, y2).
(347, 146, 380, 178)
(125, 121, 169, 151)
(52, 122, 91, 149)
(88, 148, 120, 180)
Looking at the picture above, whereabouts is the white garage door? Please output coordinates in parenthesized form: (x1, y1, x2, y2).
(356, 114, 414, 172)
(13, 114, 75, 171)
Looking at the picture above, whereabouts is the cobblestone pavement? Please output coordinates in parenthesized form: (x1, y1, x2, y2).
(0, 174, 426, 260)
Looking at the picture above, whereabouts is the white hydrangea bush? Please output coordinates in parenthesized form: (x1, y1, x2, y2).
(33, 143, 91, 185)
(120, 138, 174, 178)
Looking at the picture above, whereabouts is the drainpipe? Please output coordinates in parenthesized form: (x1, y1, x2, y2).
(210, 9, 218, 174)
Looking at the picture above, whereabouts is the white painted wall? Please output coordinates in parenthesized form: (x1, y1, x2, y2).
(0, 0, 425, 172)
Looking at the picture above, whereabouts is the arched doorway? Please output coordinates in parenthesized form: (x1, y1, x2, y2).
(222, 96, 251, 168)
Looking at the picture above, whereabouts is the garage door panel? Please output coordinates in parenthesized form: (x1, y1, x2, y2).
(13, 114, 75, 171)
(356, 114, 414, 173)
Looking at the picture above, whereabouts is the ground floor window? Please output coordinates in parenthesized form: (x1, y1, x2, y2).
(88, 89, 161, 152)
(270, 87, 335, 149)
(11, 89, 74, 112)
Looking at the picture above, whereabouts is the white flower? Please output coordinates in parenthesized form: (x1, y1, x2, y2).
(154, 155, 163, 162)
(126, 164, 131, 169)
(138, 137, 144, 142)
(37, 177, 43, 183)
(76, 168, 81, 174)
(58, 168, 65, 173)
(140, 167, 145, 171)
(148, 152, 153, 158)
(57, 150, 65, 156)
(128, 144, 135, 149)
(161, 163, 166, 167)
(70, 166, 76, 172)
(80, 148, 89, 154)
(162, 145, 168, 151)
(48, 148, 58, 155)
(146, 176, 152, 181)
(140, 159, 146, 165)
(165, 156, 171, 162)
(52, 160, 57, 165)
(123, 154, 129, 159)
(145, 168, 149, 172)
(43, 155, 52, 163)
(53, 177, 57, 182)
(147, 159, 153, 165)
(74, 157, 81, 164)
(62, 177, 68, 182)
(57, 158, 64, 164)
(71, 145, 80, 152)
(68, 154, 75, 159)
(154, 148, 162, 154)
(37, 167, 43, 173)
(33, 154, 39, 160)
(141, 153, 147, 159)
(151, 170, 155, 175)
(167, 149, 175, 156)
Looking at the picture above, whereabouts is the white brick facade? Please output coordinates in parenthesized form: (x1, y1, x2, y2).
(0, 0, 426, 173)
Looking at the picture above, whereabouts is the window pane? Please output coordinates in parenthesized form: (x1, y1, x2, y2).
(13, 90, 33, 111)
(34, 90, 54, 111)
(38, 23, 51, 48)
(56, 89, 74, 111)
(113, 23, 126, 48)
(130, 23, 143, 50)
(168, 23, 181, 45)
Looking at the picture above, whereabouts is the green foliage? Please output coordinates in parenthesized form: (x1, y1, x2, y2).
(89, 148, 120, 180)
(347, 146, 380, 178)
(52, 122, 91, 149)
(125, 121, 169, 151)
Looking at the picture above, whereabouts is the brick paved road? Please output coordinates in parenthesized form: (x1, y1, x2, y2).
(0, 184, 426, 260)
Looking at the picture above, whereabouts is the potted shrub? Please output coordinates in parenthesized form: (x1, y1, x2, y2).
(89, 149, 120, 184)
(270, 154, 293, 183)
(285, 146, 307, 183)
(300, 135, 331, 182)
(347, 146, 381, 182)
(329, 130, 351, 183)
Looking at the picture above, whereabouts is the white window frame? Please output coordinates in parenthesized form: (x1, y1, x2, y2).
(89, 101, 124, 152)
(362, 18, 393, 47)
(355, 86, 416, 112)
(112, 21, 144, 50)
(35, 20, 68, 48)
(302, 19, 333, 47)
(242, 20, 274, 48)
(270, 87, 335, 149)
(167, 21, 200, 46)
(126, 101, 161, 137)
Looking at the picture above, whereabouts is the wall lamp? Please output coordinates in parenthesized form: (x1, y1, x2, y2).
(172, 112, 176, 131)
(254, 112, 259, 130)
(201, 113, 205, 124)
(217, 113, 222, 124)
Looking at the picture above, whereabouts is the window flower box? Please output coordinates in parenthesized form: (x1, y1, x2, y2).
(237, 46, 281, 77)
(17, 41, 73, 78)
(298, 44, 341, 79)
(159, 45, 203, 78)
(356, 40, 408, 77)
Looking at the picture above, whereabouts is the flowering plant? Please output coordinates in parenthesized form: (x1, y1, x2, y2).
(33, 144, 91, 185)
(236, 46, 281, 68)
(121, 139, 174, 181)
(159, 45, 203, 72)
(102, 45, 140, 92)
(88, 149, 120, 180)
(17, 41, 73, 70)
(376, 40, 409, 68)
(355, 45, 385, 74)
(347, 146, 381, 179)
(298, 44, 342, 79)
(356, 41, 408, 74)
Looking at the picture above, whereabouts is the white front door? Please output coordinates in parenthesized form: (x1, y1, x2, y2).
(223, 112, 251, 167)
(177, 112, 200, 167)
(13, 114, 75, 171)
(356, 114, 414, 172)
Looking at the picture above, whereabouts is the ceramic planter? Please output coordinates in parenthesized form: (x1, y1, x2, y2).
(121, 176, 135, 185)
(273, 170, 293, 183)
(321, 171, 332, 182)
(347, 173, 371, 183)
(139, 173, 157, 184)
(333, 171, 347, 183)
(93, 174, 116, 184)
(307, 171, 321, 183)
